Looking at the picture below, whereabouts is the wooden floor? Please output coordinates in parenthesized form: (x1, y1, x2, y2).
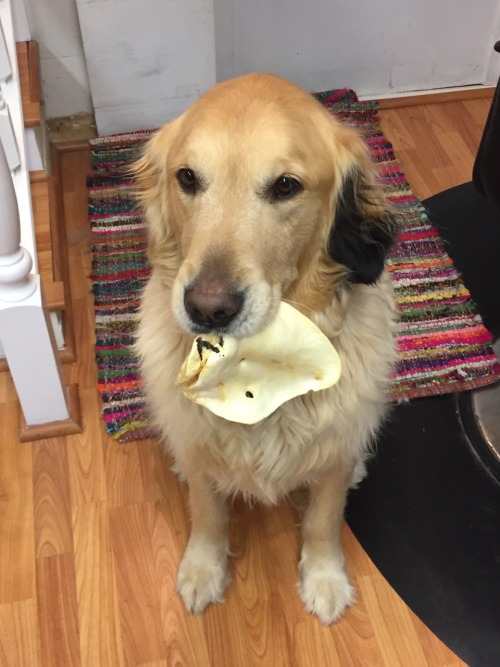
(0, 96, 491, 667)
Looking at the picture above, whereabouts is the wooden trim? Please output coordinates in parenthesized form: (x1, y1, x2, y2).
(377, 86, 495, 110)
(48, 176, 64, 282)
(29, 170, 48, 184)
(16, 41, 41, 128)
(34, 168, 77, 360)
(42, 280, 65, 311)
(28, 41, 41, 105)
(18, 383, 82, 442)
(51, 139, 93, 153)
(49, 143, 78, 364)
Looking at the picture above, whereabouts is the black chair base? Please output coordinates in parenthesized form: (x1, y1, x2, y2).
(423, 182, 500, 338)
(423, 184, 500, 470)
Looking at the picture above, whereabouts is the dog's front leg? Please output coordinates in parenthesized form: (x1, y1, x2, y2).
(299, 463, 356, 624)
(176, 471, 230, 614)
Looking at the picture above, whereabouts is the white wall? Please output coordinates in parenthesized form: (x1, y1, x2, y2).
(215, 0, 500, 96)
(486, 2, 500, 84)
(23, 0, 92, 118)
(76, 0, 217, 134)
(18, 0, 500, 126)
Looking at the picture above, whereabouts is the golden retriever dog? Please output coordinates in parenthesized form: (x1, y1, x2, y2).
(134, 73, 397, 624)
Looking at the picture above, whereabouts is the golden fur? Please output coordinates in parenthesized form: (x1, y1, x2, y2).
(134, 73, 397, 624)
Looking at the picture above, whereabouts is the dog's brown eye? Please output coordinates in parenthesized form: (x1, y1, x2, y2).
(177, 168, 198, 194)
(270, 175, 302, 201)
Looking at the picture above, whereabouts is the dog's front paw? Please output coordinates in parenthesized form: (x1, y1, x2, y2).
(298, 556, 355, 624)
(176, 542, 230, 615)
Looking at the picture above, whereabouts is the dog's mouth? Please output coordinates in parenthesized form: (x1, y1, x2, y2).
(183, 300, 269, 339)
(176, 300, 342, 424)
(175, 279, 282, 339)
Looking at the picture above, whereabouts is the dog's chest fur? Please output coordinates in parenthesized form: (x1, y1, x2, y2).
(178, 391, 347, 503)
(138, 273, 397, 504)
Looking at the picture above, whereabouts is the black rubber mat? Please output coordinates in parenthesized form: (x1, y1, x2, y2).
(346, 395, 500, 667)
(346, 183, 500, 664)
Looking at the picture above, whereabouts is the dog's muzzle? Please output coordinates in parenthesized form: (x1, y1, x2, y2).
(184, 282, 244, 331)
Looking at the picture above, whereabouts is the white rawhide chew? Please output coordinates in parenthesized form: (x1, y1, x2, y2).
(176, 302, 341, 424)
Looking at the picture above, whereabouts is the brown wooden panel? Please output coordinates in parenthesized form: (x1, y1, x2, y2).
(16, 41, 40, 127)
(36, 554, 82, 667)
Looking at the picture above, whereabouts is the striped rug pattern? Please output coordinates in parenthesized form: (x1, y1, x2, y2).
(89, 89, 500, 441)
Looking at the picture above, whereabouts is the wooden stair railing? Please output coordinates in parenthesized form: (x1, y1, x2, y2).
(0, 40, 77, 371)
(0, 2, 81, 440)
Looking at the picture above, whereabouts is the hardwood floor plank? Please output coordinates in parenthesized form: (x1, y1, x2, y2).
(109, 503, 166, 666)
(293, 621, 344, 666)
(0, 403, 36, 604)
(151, 500, 213, 666)
(36, 553, 82, 667)
(357, 573, 433, 667)
(73, 501, 125, 667)
(68, 389, 107, 506)
(428, 102, 487, 158)
(33, 438, 74, 557)
(0, 598, 40, 667)
(68, 296, 99, 391)
(226, 505, 296, 667)
(432, 130, 477, 191)
(104, 441, 149, 508)
(410, 610, 469, 667)
(342, 524, 380, 578)
(0, 369, 16, 403)
(202, 605, 255, 667)
(379, 101, 489, 200)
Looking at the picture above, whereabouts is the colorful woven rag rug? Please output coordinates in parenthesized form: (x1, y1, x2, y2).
(89, 89, 500, 442)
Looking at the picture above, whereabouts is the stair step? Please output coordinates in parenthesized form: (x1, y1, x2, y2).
(42, 279, 65, 311)
(30, 170, 67, 313)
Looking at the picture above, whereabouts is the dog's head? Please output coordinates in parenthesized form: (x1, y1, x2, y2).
(134, 73, 396, 336)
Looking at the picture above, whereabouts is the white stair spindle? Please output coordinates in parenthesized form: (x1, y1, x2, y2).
(0, 108, 33, 300)
(0, 98, 21, 169)
(0, 18, 12, 80)
(0, 138, 71, 426)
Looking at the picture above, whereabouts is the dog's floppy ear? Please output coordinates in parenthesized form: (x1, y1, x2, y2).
(328, 128, 397, 285)
(133, 121, 181, 280)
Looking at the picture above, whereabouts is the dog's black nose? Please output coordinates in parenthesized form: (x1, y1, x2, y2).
(184, 283, 244, 330)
